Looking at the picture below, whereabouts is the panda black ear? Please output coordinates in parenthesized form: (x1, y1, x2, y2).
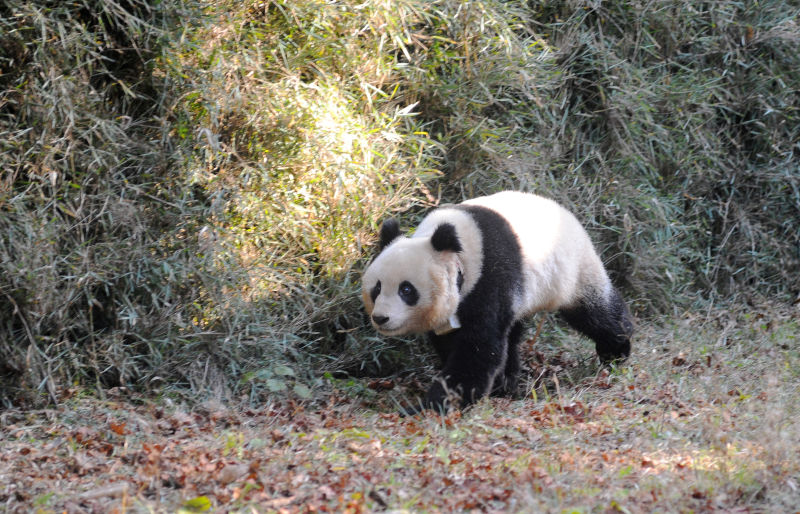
(379, 218, 402, 251)
(431, 223, 462, 253)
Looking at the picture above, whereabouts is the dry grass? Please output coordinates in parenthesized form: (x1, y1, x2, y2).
(1, 305, 798, 511)
(1, 0, 799, 406)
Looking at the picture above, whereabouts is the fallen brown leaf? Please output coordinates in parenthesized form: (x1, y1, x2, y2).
(218, 463, 249, 485)
(672, 352, 687, 366)
(78, 482, 130, 500)
(109, 421, 127, 436)
(368, 379, 395, 390)
(262, 495, 295, 508)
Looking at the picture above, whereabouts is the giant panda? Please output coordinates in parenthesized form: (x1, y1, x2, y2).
(361, 191, 633, 414)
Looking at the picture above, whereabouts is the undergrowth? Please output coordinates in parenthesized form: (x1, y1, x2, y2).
(1, 0, 798, 407)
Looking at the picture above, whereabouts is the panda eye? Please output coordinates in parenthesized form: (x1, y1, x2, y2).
(370, 281, 381, 302)
(398, 281, 419, 306)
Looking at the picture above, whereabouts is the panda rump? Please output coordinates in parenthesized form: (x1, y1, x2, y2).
(362, 191, 633, 413)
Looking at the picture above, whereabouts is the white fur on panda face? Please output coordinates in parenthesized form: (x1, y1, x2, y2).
(362, 237, 461, 336)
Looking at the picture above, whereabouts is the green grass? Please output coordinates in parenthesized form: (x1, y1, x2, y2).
(1, 0, 799, 406)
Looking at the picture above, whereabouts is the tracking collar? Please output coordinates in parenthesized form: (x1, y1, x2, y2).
(434, 314, 461, 335)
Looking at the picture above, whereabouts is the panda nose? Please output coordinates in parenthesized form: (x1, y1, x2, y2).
(372, 315, 389, 326)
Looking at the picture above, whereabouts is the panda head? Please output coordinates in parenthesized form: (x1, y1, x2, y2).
(362, 219, 463, 336)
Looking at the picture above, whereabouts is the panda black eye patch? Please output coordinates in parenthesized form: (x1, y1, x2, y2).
(398, 281, 419, 306)
(370, 281, 381, 302)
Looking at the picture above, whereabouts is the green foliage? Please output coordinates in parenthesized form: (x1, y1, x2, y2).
(1, 0, 199, 404)
(180, 495, 213, 512)
(1, 0, 798, 406)
(519, 1, 800, 311)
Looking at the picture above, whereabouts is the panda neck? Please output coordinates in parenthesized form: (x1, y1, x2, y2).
(433, 265, 464, 336)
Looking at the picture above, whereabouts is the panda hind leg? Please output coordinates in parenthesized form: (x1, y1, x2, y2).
(491, 321, 523, 397)
(560, 287, 633, 364)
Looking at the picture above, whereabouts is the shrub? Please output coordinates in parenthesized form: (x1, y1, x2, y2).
(1, 0, 798, 406)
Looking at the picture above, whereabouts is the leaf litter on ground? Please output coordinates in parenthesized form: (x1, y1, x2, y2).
(1, 306, 799, 512)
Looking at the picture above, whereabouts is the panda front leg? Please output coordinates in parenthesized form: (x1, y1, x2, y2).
(430, 337, 453, 369)
(491, 321, 523, 397)
(416, 325, 508, 413)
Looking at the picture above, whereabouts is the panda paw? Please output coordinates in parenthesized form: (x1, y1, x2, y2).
(597, 343, 631, 365)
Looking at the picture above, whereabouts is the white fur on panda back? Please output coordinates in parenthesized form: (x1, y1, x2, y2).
(464, 191, 611, 316)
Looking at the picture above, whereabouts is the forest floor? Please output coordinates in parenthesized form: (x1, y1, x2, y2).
(2, 305, 799, 513)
